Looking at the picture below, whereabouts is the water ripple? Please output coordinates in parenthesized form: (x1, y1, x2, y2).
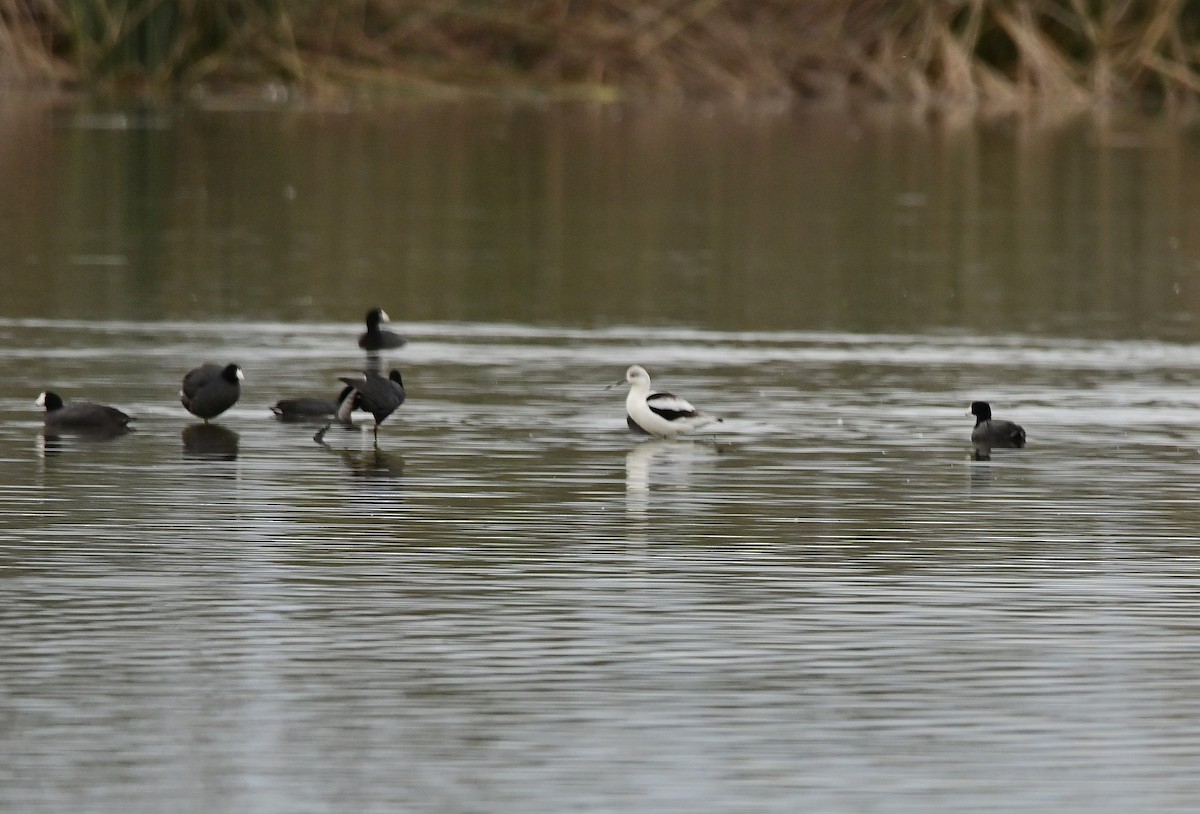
(3, 322, 1200, 812)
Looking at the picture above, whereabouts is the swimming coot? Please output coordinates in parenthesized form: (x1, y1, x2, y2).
(181, 363, 244, 422)
(36, 391, 134, 431)
(621, 365, 721, 438)
(358, 308, 407, 351)
(969, 401, 1026, 454)
(271, 386, 357, 423)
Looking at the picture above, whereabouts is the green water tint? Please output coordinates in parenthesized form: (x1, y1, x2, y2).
(2, 99, 1197, 340)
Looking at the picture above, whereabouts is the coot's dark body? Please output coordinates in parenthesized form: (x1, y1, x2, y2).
(969, 401, 1026, 455)
(272, 386, 356, 422)
(181, 363, 243, 421)
(37, 391, 134, 430)
(338, 369, 405, 441)
(358, 308, 406, 351)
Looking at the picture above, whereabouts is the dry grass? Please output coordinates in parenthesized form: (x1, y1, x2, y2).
(0, 0, 303, 89)
(5, 0, 1200, 113)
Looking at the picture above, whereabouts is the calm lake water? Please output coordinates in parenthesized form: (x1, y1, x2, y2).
(4, 96, 1200, 813)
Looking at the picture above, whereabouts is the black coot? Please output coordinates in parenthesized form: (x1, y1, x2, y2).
(969, 401, 1026, 457)
(272, 386, 357, 422)
(335, 369, 405, 443)
(358, 308, 407, 351)
(37, 391, 134, 430)
(181, 363, 244, 421)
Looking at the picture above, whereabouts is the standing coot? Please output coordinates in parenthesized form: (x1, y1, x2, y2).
(333, 369, 405, 443)
(36, 391, 134, 431)
(181, 363, 244, 422)
(358, 308, 407, 351)
(969, 401, 1026, 458)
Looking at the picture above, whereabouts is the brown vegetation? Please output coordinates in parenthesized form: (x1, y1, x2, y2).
(4, 1, 1200, 113)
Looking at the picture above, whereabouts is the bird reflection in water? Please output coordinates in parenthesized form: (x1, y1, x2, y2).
(625, 438, 717, 522)
(967, 455, 996, 489)
(182, 423, 240, 460)
(37, 425, 132, 457)
(316, 437, 404, 480)
(364, 350, 384, 377)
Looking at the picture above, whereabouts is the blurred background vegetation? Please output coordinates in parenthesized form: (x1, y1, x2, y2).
(5, 1, 1200, 112)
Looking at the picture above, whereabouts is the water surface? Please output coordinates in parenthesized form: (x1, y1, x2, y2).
(4, 318, 1200, 812)
(3, 98, 1200, 338)
(4, 98, 1200, 813)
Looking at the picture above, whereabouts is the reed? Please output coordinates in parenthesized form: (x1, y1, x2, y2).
(1, 0, 303, 88)
(4, 0, 1200, 112)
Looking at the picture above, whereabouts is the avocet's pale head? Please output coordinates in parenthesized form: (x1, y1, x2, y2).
(626, 365, 651, 385)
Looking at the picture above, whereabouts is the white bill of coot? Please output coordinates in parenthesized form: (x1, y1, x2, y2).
(620, 365, 721, 438)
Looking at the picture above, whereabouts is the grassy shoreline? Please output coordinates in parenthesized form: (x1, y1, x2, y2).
(5, 1, 1200, 114)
